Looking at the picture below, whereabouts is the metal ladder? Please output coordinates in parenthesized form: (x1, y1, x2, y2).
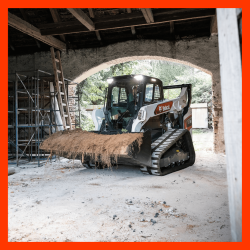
(50, 47, 72, 130)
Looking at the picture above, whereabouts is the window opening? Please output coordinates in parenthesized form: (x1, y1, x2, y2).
(145, 83, 153, 102)
(163, 88, 182, 100)
(112, 87, 119, 104)
(119, 88, 127, 103)
(154, 84, 161, 100)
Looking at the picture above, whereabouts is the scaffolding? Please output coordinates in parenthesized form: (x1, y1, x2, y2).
(8, 69, 80, 167)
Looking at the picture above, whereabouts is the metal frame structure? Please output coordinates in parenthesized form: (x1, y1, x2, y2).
(8, 69, 80, 167)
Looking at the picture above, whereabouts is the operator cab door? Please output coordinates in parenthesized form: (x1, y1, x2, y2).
(142, 81, 164, 135)
(111, 86, 128, 118)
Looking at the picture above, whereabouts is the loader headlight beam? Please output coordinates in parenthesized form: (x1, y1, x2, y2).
(134, 75, 143, 81)
(138, 110, 146, 121)
(107, 78, 113, 84)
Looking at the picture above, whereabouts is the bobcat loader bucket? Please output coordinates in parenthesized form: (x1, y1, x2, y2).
(97, 130, 152, 168)
(40, 128, 152, 168)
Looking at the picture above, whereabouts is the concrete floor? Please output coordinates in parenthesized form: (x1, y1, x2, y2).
(8, 130, 231, 242)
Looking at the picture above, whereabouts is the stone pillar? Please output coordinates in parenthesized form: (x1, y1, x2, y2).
(211, 74, 225, 153)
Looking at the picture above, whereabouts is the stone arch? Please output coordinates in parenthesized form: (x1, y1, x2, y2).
(73, 56, 212, 83)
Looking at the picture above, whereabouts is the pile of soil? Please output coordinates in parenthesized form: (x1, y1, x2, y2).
(40, 128, 144, 167)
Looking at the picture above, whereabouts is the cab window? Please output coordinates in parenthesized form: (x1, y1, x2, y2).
(111, 87, 127, 107)
(120, 88, 127, 103)
(112, 87, 119, 104)
(145, 84, 153, 102)
(154, 84, 161, 100)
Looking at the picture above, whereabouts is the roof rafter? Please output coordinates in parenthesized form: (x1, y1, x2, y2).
(49, 8, 66, 42)
(127, 8, 136, 35)
(210, 14, 218, 35)
(19, 8, 41, 48)
(8, 11, 66, 50)
(88, 8, 102, 41)
(39, 9, 215, 36)
(141, 8, 154, 23)
(67, 8, 95, 31)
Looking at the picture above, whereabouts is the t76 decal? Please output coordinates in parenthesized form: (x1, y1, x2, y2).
(154, 101, 173, 115)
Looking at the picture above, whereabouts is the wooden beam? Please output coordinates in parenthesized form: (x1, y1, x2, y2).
(170, 21, 174, 34)
(9, 44, 15, 51)
(210, 14, 218, 35)
(127, 8, 136, 35)
(8, 11, 66, 50)
(169, 21, 175, 39)
(95, 30, 102, 41)
(35, 40, 41, 48)
(19, 8, 41, 49)
(88, 8, 102, 41)
(40, 8, 215, 36)
(19, 9, 29, 22)
(141, 8, 154, 23)
(67, 8, 95, 31)
(49, 9, 66, 42)
(88, 8, 95, 18)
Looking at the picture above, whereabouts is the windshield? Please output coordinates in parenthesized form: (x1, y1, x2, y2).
(110, 83, 140, 120)
(112, 87, 127, 106)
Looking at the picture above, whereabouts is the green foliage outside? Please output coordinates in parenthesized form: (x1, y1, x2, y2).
(76, 60, 212, 131)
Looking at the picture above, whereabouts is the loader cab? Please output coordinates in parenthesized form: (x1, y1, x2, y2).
(105, 75, 163, 131)
(107, 75, 163, 106)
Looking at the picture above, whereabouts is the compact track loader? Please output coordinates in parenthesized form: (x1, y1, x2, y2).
(87, 75, 195, 176)
(41, 75, 195, 176)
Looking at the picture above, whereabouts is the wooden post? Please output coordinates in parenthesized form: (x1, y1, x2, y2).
(217, 8, 242, 242)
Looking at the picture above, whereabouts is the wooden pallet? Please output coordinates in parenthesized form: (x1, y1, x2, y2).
(50, 47, 72, 130)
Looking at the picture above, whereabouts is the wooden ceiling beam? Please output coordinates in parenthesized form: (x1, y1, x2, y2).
(88, 8, 95, 19)
(169, 21, 175, 39)
(19, 9, 29, 22)
(8, 11, 66, 50)
(35, 40, 41, 48)
(88, 8, 102, 41)
(49, 8, 66, 42)
(127, 8, 136, 35)
(19, 8, 41, 49)
(9, 44, 15, 51)
(67, 8, 95, 31)
(40, 8, 215, 36)
(210, 14, 218, 35)
(141, 8, 154, 23)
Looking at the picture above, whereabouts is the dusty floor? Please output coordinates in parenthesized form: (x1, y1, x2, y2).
(8, 129, 231, 242)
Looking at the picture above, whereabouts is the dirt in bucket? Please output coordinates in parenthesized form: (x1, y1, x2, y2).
(40, 128, 144, 167)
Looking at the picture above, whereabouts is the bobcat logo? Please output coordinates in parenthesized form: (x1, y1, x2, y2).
(159, 105, 171, 112)
(154, 101, 173, 115)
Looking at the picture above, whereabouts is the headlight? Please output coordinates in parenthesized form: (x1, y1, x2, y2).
(134, 75, 143, 81)
(107, 78, 113, 84)
(138, 110, 146, 121)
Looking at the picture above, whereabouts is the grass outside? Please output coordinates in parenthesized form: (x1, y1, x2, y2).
(192, 128, 213, 152)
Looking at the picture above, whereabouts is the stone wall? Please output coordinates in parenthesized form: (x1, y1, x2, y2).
(8, 37, 224, 153)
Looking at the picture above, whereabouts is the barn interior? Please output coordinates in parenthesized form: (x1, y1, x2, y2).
(8, 8, 242, 242)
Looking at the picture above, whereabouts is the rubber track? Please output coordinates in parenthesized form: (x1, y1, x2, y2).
(140, 129, 189, 176)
